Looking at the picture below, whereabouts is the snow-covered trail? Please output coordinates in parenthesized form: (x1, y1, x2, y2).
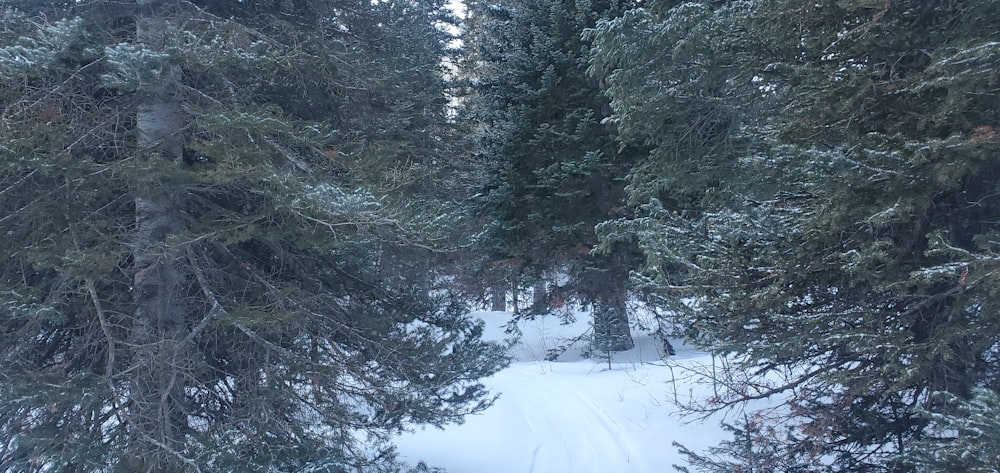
(396, 363, 654, 473)
(394, 311, 729, 473)
(491, 366, 647, 473)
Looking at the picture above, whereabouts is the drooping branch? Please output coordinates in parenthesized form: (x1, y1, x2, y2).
(86, 279, 115, 380)
(183, 246, 226, 344)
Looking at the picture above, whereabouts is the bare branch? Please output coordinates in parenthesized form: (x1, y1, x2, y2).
(86, 279, 116, 379)
(183, 246, 227, 344)
(139, 433, 203, 473)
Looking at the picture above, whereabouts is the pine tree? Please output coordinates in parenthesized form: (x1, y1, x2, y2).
(464, 0, 642, 351)
(588, 0, 789, 358)
(672, 414, 823, 473)
(906, 388, 1000, 472)
(592, 0, 1000, 470)
(0, 2, 506, 471)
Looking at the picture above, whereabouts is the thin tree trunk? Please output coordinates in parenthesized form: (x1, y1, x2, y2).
(594, 274, 633, 352)
(490, 280, 506, 311)
(511, 273, 520, 313)
(130, 0, 189, 462)
(532, 277, 546, 314)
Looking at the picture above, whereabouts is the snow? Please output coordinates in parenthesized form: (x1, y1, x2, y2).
(394, 310, 734, 473)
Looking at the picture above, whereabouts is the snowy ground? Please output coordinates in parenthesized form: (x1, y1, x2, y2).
(394, 310, 737, 473)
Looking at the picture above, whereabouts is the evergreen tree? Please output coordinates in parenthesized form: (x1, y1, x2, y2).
(587, 1, 773, 348)
(593, 0, 1000, 470)
(672, 414, 823, 473)
(907, 388, 1000, 472)
(0, 2, 506, 471)
(464, 0, 642, 351)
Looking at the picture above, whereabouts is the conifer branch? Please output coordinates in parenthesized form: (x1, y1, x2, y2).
(86, 279, 116, 380)
(139, 433, 203, 473)
(0, 169, 36, 199)
(183, 246, 226, 344)
(85, 278, 131, 449)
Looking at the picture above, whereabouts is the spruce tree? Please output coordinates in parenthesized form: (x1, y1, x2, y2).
(587, 1, 771, 348)
(0, 2, 506, 471)
(593, 0, 1000, 470)
(464, 0, 642, 351)
(672, 414, 823, 473)
(906, 388, 1000, 472)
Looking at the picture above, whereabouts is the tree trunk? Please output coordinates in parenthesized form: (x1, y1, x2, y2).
(511, 273, 520, 313)
(531, 277, 546, 314)
(130, 0, 189, 461)
(490, 280, 507, 311)
(593, 275, 633, 352)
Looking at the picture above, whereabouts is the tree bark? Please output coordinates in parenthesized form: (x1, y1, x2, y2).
(594, 274, 634, 352)
(531, 277, 546, 314)
(490, 280, 507, 311)
(130, 0, 189, 460)
(510, 273, 520, 313)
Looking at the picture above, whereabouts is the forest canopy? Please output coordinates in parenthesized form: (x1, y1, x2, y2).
(2, 0, 999, 471)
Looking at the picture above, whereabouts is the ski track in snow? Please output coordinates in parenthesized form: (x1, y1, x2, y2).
(503, 367, 646, 473)
(396, 362, 662, 473)
(394, 311, 733, 473)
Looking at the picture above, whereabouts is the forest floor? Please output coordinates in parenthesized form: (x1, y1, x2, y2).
(395, 310, 739, 473)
